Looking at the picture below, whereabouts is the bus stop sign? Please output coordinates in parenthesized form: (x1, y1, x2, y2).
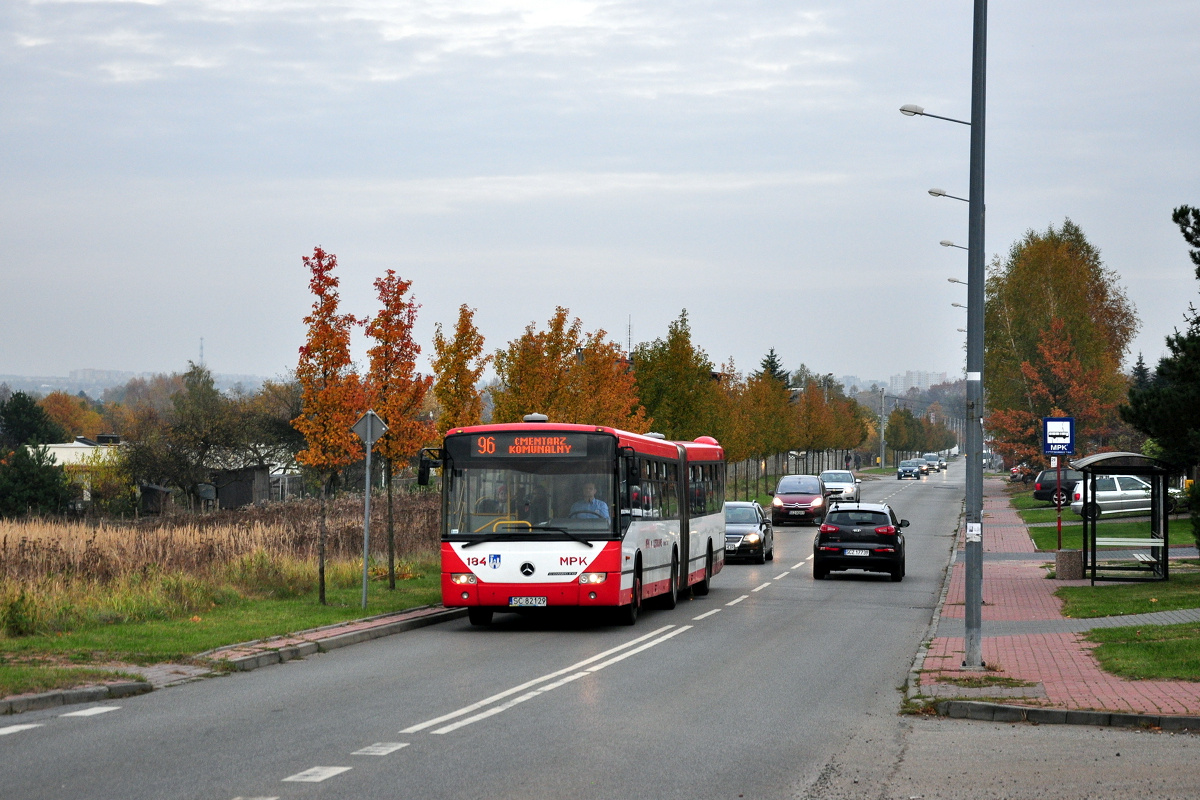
(1043, 417, 1075, 456)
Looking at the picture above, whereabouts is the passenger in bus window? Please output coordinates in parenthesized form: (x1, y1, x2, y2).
(570, 482, 610, 519)
(526, 484, 549, 523)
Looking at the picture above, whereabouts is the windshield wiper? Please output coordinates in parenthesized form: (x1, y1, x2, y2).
(529, 526, 595, 547)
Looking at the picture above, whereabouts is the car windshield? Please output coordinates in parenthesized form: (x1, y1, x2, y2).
(900, 460, 918, 467)
(826, 510, 890, 527)
(820, 471, 854, 483)
(725, 506, 758, 524)
(776, 476, 821, 494)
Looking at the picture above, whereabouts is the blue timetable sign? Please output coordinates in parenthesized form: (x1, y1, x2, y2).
(1043, 417, 1075, 455)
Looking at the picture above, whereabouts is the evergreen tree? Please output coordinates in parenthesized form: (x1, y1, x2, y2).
(1131, 352, 1153, 392)
(753, 348, 789, 385)
(0, 392, 67, 448)
(0, 445, 72, 517)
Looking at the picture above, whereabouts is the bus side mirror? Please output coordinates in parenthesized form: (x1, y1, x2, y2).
(418, 448, 443, 486)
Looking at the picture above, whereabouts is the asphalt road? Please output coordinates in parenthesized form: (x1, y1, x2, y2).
(9, 466, 1194, 799)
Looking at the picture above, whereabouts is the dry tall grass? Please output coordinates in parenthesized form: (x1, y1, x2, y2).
(0, 492, 441, 636)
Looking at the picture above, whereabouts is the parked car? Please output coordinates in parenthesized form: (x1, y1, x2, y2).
(724, 501, 774, 563)
(819, 470, 861, 503)
(770, 474, 827, 525)
(922, 453, 941, 473)
(1032, 468, 1083, 507)
(813, 502, 908, 581)
(1070, 474, 1152, 518)
(897, 460, 922, 480)
(1071, 474, 1187, 518)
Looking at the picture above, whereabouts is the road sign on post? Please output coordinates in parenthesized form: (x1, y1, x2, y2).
(352, 410, 389, 609)
(1043, 417, 1075, 456)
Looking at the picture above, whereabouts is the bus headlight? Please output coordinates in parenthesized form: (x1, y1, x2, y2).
(451, 573, 478, 584)
(579, 573, 607, 584)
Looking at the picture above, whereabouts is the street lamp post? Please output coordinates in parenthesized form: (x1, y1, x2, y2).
(941, 240, 968, 251)
(902, 0, 987, 670)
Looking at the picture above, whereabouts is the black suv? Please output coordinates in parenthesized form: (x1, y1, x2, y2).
(1032, 469, 1083, 507)
(813, 502, 909, 582)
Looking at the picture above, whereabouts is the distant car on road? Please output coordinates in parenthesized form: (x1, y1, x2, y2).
(922, 453, 941, 473)
(813, 502, 909, 581)
(897, 460, 922, 480)
(724, 501, 774, 563)
(770, 474, 827, 525)
(819, 470, 861, 503)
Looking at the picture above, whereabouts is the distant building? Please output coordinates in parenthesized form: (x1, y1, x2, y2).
(889, 371, 949, 395)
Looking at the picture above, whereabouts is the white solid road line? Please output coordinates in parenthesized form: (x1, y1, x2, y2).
(586, 626, 692, 673)
(402, 625, 675, 733)
(352, 742, 409, 755)
(0, 724, 42, 736)
(751, 582, 771, 592)
(692, 609, 721, 621)
(60, 706, 120, 717)
(282, 767, 352, 782)
(725, 595, 749, 606)
(774, 572, 790, 580)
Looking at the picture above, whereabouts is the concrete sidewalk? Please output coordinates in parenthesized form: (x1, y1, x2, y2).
(913, 478, 1200, 729)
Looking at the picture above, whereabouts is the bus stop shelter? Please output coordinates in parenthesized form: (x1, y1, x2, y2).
(1071, 452, 1171, 584)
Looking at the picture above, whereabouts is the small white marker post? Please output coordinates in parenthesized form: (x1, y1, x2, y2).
(352, 410, 388, 609)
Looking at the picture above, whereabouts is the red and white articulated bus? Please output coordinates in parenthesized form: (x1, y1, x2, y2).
(419, 415, 725, 626)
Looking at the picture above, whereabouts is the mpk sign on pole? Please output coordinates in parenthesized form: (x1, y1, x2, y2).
(1044, 417, 1075, 550)
(352, 410, 388, 609)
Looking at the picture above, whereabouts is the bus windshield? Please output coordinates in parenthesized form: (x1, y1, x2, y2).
(443, 432, 617, 540)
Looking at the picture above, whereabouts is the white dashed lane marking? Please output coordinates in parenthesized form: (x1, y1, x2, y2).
(692, 609, 721, 621)
(0, 724, 42, 736)
(773, 572, 790, 580)
(725, 595, 749, 606)
(806, 555, 813, 561)
(751, 582, 771, 592)
(282, 767, 352, 783)
(792, 562, 806, 569)
(60, 706, 120, 717)
(353, 742, 409, 756)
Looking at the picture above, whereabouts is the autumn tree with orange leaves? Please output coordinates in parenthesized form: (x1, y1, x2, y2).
(491, 307, 647, 431)
(38, 392, 103, 440)
(431, 305, 490, 435)
(365, 269, 434, 589)
(292, 247, 364, 604)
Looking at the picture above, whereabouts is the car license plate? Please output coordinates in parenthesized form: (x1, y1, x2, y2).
(725, 544, 738, 552)
(508, 596, 547, 607)
(845, 549, 869, 557)
(789, 510, 804, 516)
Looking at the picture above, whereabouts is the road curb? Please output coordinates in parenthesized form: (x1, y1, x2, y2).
(1, 681, 150, 716)
(905, 504, 963, 705)
(936, 700, 1200, 732)
(1, 606, 467, 715)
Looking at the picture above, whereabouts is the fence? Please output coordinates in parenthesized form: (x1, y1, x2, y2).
(725, 450, 859, 502)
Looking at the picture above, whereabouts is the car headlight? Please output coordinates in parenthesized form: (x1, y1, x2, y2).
(451, 573, 478, 584)
(772, 496, 783, 507)
(811, 496, 824, 507)
(743, 532, 761, 544)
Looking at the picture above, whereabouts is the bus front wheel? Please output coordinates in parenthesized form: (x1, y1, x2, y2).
(616, 569, 641, 626)
(467, 607, 493, 626)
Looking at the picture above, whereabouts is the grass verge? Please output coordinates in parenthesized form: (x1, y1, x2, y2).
(1, 559, 440, 697)
(1087, 622, 1200, 681)
(1028, 520, 1185, 551)
(1056, 572, 1200, 618)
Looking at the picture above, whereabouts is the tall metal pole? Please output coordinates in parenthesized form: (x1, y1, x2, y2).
(963, 0, 988, 669)
(361, 436, 373, 610)
(879, 387, 886, 469)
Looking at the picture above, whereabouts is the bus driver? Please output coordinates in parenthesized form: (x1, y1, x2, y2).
(569, 482, 609, 520)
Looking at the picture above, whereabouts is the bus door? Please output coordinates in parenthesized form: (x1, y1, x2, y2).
(676, 444, 689, 592)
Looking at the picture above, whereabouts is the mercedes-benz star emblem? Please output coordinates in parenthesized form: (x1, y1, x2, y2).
(520, 562, 536, 576)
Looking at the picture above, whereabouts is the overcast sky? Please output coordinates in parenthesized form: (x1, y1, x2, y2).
(3, 1, 1198, 387)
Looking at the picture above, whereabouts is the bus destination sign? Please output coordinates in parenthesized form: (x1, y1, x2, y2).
(472, 433, 589, 458)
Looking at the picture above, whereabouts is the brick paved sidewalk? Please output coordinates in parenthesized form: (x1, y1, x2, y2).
(918, 477, 1200, 718)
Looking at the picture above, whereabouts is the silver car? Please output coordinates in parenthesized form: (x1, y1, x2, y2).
(819, 470, 861, 503)
(1070, 474, 1152, 518)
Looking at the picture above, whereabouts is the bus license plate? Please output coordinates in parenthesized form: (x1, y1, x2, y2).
(509, 596, 548, 607)
(845, 549, 869, 557)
